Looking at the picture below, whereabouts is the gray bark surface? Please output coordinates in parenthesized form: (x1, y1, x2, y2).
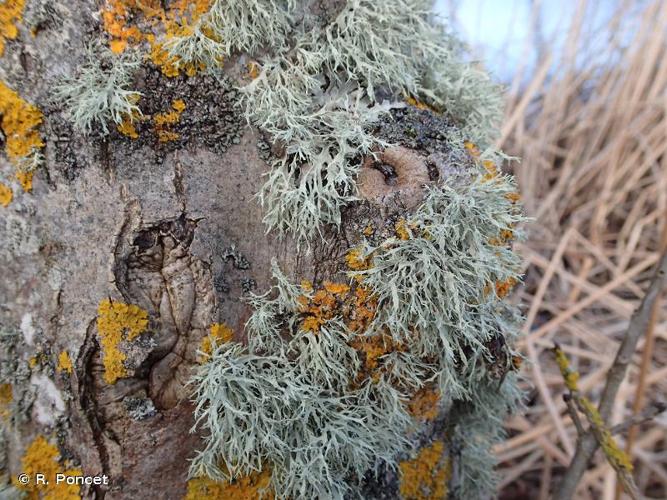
(0, 2, 467, 498)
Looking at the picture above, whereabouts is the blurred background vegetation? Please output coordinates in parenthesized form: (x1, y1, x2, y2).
(439, 1, 667, 498)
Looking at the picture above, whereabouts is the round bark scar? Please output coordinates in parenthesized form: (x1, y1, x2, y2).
(357, 146, 431, 209)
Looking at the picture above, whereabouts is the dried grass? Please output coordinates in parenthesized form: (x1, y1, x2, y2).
(494, 1, 667, 498)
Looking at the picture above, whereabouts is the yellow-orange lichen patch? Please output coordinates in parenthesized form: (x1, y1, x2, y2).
(0, 0, 24, 56)
(199, 323, 234, 363)
(399, 440, 451, 500)
(0, 81, 44, 174)
(395, 219, 410, 240)
(408, 386, 440, 421)
(505, 192, 521, 203)
(350, 333, 393, 382)
(184, 468, 274, 500)
(345, 247, 372, 272)
(57, 351, 73, 375)
(405, 96, 432, 111)
(0, 383, 11, 418)
(154, 98, 186, 142)
(345, 285, 377, 333)
(489, 228, 515, 247)
(149, 38, 181, 77)
(96, 299, 149, 384)
(14, 435, 82, 500)
(495, 277, 518, 299)
(347, 288, 389, 383)
(103, 0, 213, 76)
(553, 345, 580, 392)
(0, 181, 12, 207)
(247, 61, 260, 80)
(481, 159, 500, 183)
(298, 281, 352, 333)
(117, 115, 139, 138)
(16, 169, 32, 191)
(464, 140, 480, 159)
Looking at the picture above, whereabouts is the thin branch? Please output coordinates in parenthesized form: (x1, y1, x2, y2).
(563, 393, 585, 436)
(552, 249, 667, 500)
(610, 401, 667, 436)
(570, 392, 641, 500)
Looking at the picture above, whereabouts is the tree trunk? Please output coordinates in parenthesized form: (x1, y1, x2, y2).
(1, 1, 524, 499)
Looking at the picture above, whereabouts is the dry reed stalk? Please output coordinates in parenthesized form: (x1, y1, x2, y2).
(492, 0, 667, 497)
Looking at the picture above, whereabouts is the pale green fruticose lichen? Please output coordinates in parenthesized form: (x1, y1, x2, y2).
(166, 0, 503, 243)
(53, 42, 142, 136)
(184, 1, 526, 498)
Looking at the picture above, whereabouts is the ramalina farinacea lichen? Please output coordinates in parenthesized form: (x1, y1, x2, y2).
(53, 42, 142, 136)
(169, 1, 528, 498)
(165, 0, 504, 243)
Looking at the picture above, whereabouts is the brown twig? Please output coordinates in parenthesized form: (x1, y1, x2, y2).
(610, 402, 667, 436)
(553, 347, 643, 499)
(563, 394, 585, 436)
(615, 217, 667, 500)
(569, 393, 641, 500)
(553, 249, 667, 500)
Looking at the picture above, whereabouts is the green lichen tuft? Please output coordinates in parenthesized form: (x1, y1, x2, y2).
(167, 0, 503, 243)
(53, 42, 142, 135)
(187, 2, 527, 498)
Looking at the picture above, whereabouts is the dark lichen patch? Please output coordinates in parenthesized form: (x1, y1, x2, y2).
(240, 277, 256, 294)
(373, 107, 456, 151)
(123, 395, 157, 420)
(221, 245, 250, 270)
(112, 65, 242, 155)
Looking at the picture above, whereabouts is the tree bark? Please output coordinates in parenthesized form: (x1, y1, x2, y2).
(0, 1, 519, 499)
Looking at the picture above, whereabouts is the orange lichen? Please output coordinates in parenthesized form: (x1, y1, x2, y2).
(495, 277, 518, 299)
(505, 192, 521, 203)
(464, 140, 480, 159)
(405, 96, 432, 111)
(102, 0, 145, 54)
(184, 468, 274, 500)
(117, 112, 140, 138)
(154, 98, 186, 142)
(489, 228, 515, 247)
(408, 386, 440, 421)
(0, 181, 12, 207)
(395, 218, 411, 240)
(57, 351, 73, 375)
(345, 247, 372, 272)
(117, 97, 143, 139)
(247, 61, 260, 80)
(14, 435, 82, 500)
(96, 299, 149, 384)
(345, 285, 377, 333)
(199, 323, 234, 362)
(0, 81, 44, 174)
(350, 333, 393, 379)
(0, 383, 11, 418)
(362, 224, 374, 237)
(0, 0, 24, 56)
(399, 440, 451, 500)
(102, 0, 213, 76)
(149, 39, 182, 77)
(298, 282, 351, 333)
(481, 159, 500, 183)
(323, 281, 350, 295)
(16, 169, 32, 191)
